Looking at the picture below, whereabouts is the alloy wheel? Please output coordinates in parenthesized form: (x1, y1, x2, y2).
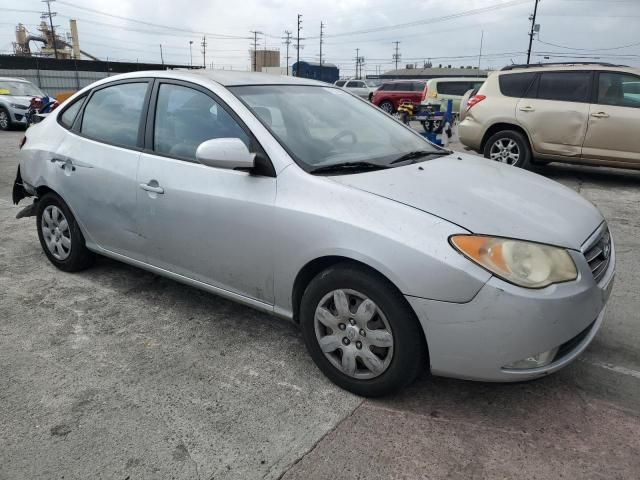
(0, 110, 8, 130)
(41, 205, 71, 260)
(490, 138, 520, 165)
(379, 102, 393, 113)
(314, 289, 394, 380)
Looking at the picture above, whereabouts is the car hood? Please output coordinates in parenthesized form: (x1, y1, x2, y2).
(2, 95, 31, 107)
(330, 153, 603, 250)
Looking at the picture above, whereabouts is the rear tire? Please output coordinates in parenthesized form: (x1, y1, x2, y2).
(36, 192, 95, 272)
(300, 263, 427, 397)
(483, 130, 531, 169)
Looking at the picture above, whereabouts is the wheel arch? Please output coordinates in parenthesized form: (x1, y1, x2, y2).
(291, 255, 412, 325)
(480, 122, 532, 153)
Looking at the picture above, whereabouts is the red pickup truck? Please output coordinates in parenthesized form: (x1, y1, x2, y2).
(371, 80, 427, 113)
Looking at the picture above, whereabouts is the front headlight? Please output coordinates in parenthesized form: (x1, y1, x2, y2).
(450, 235, 577, 289)
(10, 103, 28, 110)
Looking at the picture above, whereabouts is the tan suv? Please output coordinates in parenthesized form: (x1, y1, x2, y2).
(458, 63, 640, 170)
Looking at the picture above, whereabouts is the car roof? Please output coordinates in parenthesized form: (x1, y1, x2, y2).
(428, 77, 486, 82)
(0, 77, 30, 82)
(500, 65, 640, 75)
(97, 69, 328, 87)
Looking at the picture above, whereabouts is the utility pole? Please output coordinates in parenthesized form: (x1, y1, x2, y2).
(526, 0, 540, 64)
(355, 48, 360, 79)
(42, 0, 58, 60)
(319, 22, 325, 67)
(189, 40, 193, 67)
(201, 36, 207, 68)
(250, 31, 262, 72)
(159, 44, 164, 65)
(296, 14, 303, 76)
(477, 30, 484, 75)
(393, 41, 401, 71)
(282, 30, 292, 75)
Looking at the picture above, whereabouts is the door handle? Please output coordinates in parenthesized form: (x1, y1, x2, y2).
(139, 183, 164, 194)
(590, 112, 610, 118)
(51, 158, 75, 171)
(519, 106, 535, 112)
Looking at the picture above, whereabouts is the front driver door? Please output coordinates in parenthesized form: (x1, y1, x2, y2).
(137, 80, 277, 304)
(582, 71, 640, 164)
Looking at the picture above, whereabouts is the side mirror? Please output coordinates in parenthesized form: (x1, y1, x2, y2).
(195, 138, 255, 170)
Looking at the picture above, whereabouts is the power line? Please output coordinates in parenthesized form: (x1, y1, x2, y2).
(537, 38, 640, 52)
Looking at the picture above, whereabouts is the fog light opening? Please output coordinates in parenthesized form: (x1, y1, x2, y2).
(503, 347, 559, 370)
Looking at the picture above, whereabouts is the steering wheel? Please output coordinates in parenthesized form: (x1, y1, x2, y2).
(331, 130, 357, 145)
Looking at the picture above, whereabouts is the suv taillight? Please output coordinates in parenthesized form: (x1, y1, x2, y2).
(421, 85, 428, 102)
(466, 95, 486, 111)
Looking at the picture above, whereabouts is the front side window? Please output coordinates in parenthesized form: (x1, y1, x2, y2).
(335, 80, 346, 87)
(81, 82, 148, 148)
(350, 81, 366, 88)
(597, 72, 640, 108)
(154, 83, 249, 161)
(230, 85, 438, 171)
(537, 71, 591, 103)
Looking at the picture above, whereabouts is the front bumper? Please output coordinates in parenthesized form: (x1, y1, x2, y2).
(407, 242, 615, 382)
(10, 109, 28, 125)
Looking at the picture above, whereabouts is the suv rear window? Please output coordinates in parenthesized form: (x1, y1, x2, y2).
(537, 71, 592, 103)
(438, 81, 474, 96)
(499, 73, 537, 98)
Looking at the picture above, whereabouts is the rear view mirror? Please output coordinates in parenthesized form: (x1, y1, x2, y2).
(195, 138, 255, 170)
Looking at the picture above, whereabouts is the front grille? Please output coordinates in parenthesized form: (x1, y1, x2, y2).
(583, 228, 611, 284)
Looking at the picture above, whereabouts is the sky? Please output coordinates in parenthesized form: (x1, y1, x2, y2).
(1, 0, 639, 76)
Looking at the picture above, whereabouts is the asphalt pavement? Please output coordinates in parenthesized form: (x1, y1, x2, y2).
(1, 129, 639, 480)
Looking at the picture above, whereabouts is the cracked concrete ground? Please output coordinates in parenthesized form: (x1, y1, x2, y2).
(1, 129, 639, 480)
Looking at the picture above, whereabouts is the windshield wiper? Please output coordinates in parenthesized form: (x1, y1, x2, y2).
(389, 150, 450, 165)
(310, 161, 388, 175)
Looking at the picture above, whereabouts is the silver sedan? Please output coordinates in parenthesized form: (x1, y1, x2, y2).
(12, 70, 615, 396)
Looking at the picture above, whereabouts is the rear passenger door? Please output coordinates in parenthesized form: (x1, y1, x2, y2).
(582, 71, 640, 164)
(55, 79, 151, 259)
(515, 71, 592, 158)
(136, 80, 277, 304)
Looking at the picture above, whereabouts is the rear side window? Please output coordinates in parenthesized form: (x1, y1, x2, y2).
(411, 82, 426, 92)
(499, 73, 537, 98)
(438, 81, 473, 96)
(335, 80, 345, 87)
(597, 72, 640, 108)
(349, 81, 366, 88)
(537, 71, 592, 103)
(81, 82, 148, 148)
(59, 96, 85, 129)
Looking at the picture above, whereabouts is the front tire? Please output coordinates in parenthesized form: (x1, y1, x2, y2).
(483, 130, 531, 169)
(300, 263, 427, 397)
(36, 192, 95, 272)
(378, 101, 394, 114)
(0, 107, 11, 131)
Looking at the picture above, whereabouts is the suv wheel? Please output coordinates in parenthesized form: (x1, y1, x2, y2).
(0, 107, 11, 131)
(484, 130, 531, 168)
(300, 263, 427, 397)
(378, 101, 394, 114)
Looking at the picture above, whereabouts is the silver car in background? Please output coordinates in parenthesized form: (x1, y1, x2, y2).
(13, 70, 614, 396)
(0, 77, 45, 130)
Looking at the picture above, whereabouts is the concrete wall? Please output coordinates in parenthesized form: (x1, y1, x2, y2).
(0, 68, 111, 97)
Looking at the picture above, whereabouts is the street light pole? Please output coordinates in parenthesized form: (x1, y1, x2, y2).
(189, 41, 193, 67)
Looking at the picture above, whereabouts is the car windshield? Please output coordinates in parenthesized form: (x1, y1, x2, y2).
(230, 85, 439, 172)
(365, 79, 381, 87)
(0, 80, 44, 97)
